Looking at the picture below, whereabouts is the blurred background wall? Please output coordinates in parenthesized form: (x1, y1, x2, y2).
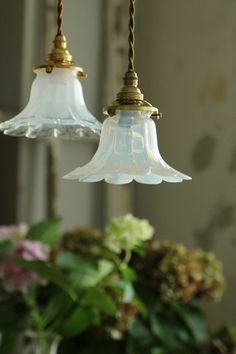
(0, 0, 235, 328)
(135, 0, 236, 327)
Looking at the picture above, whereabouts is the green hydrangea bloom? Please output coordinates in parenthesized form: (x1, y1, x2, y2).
(105, 214, 154, 253)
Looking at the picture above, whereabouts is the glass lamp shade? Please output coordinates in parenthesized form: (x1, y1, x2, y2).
(64, 110, 192, 184)
(0, 68, 102, 139)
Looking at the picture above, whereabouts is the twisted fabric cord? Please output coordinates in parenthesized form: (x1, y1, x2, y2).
(128, 0, 135, 72)
(57, 0, 63, 36)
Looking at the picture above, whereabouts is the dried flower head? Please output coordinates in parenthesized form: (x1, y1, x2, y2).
(195, 250, 225, 301)
(61, 227, 104, 258)
(133, 241, 225, 303)
(90, 290, 138, 341)
(102, 302, 138, 340)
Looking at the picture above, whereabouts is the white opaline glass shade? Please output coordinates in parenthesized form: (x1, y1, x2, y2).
(64, 110, 192, 184)
(0, 68, 101, 139)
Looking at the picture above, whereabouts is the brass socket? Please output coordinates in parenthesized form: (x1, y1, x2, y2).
(116, 71, 144, 103)
(103, 71, 161, 118)
(47, 35, 73, 65)
(34, 35, 87, 78)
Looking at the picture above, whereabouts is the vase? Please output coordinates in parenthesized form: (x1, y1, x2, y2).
(18, 331, 61, 354)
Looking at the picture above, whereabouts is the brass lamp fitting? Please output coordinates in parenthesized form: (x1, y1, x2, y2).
(34, 35, 87, 77)
(103, 71, 161, 118)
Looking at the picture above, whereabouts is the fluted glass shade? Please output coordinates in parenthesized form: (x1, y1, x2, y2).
(0, 68, 101, 139)
(64, 110, 191, 184)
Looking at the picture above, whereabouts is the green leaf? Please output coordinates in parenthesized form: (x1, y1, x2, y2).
(42, 291, 72, 328)
(57, 252, 114, 289)
(151, 348, 167, 354)
(108, 280, 135, 302)
(133, 297, 148, 317)
(129, 317, 153, 343)
(120, 264, 137, 282)
(123, 283, 135, 302)
(149, 314, 165, 339)
(61, 307, 94, 337)
(183, 310, 207, 343)
(15, 259, 77, 300)
(149, 313, 186, 350)
(171, 302, 207, 343)
(26, 218, 61, 246)
(98, 259, 114, 280)
(81, 287, 117, 316)
(56, 252, 96, 272)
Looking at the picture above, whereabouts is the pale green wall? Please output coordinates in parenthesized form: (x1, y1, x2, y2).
(59, 0, 104, 230)
(135, 0, 236, 326)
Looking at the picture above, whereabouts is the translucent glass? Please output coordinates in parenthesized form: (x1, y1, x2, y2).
(0, 68, 102, 139)
(64, 110, 192, 185)
(20, 332, 60, 354)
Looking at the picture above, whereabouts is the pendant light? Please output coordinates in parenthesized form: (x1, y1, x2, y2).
(64, 0, 191, 184)
(0, 0, 101, 139)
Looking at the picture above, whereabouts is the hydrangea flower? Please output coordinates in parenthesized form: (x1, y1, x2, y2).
(0, 224, 28, 243)
(0, 240, 48, 292)
(105, 214, 154, 254)
(133, 241, 225, 303)
(61, 227, 104, 258)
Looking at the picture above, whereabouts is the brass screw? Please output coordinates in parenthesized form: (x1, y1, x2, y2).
(46, 66, 53, 74)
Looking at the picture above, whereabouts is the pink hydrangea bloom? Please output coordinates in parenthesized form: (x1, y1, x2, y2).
(0, 240, 48, 292)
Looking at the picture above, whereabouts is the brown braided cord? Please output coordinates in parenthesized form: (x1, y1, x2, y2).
(128, 0, 135, 72)
(57, 0, 63, 36)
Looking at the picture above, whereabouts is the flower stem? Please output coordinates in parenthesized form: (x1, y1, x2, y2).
(123, 250, 131, 264)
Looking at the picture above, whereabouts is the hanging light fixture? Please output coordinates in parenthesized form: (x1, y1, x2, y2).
(0, 0, 101, 139)
(64, 0, 191, 184)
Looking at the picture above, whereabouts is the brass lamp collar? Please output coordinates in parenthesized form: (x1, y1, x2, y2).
(34, 35, 87, 78)
(103, 71, 161, 118)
